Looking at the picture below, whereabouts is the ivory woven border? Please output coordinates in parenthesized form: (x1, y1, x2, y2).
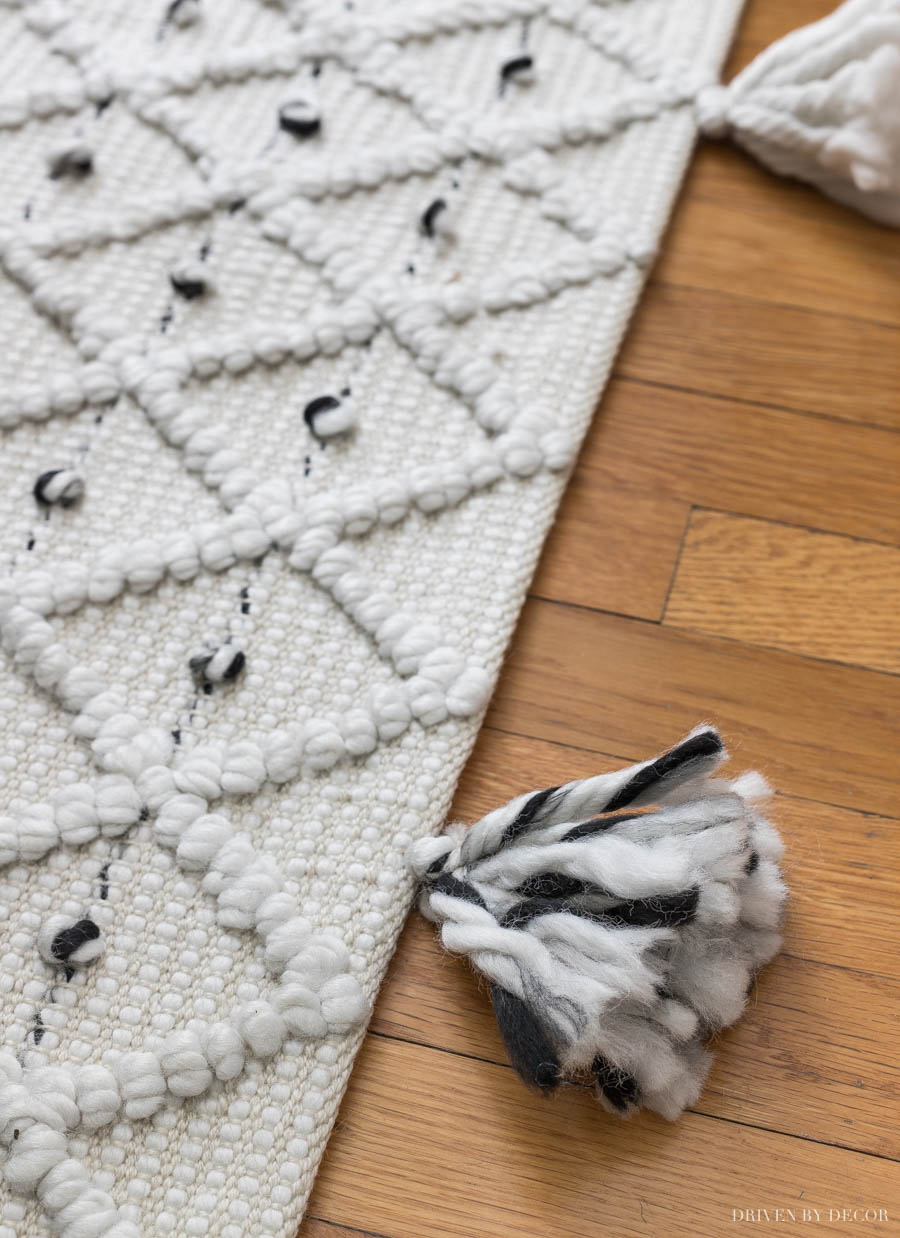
(0, 2, 744, 1235)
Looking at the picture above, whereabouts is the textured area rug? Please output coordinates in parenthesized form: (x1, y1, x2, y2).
(0, 1, 743, 1234)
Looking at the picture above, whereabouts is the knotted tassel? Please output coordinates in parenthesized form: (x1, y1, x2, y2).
(696, 0, 900, 226)
(408, 727, 786, 1120)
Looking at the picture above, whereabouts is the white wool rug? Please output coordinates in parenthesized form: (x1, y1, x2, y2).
(0, 1, 746, 1235)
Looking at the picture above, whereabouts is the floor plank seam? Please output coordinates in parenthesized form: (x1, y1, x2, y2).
(613, 373, 900, 438)
(362, 1031, 900, 1166)
(638, 276, 900, 336)
(659, 617, 900, 681)
(660, 506, 696, 622)
(519, 596, 900, 680)
(479, 725, 900, 822)
(306, 1215, 396, 1238)
(687, 504, 900, 555)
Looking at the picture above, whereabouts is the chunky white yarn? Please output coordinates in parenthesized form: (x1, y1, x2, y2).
(410, 729, 787, 1120)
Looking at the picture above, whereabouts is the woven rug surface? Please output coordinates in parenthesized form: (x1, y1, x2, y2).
(0, 1, 743, 1234)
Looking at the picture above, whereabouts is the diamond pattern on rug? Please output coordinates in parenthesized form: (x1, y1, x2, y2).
(0, 0, 743, 1234)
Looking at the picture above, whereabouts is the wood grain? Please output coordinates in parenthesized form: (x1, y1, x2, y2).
(303, 1222, 387, 1238)
(369, 918, 900, 1158)
(486, 600, 900, 818)
(581, 379, 900, 547)
(530, 474, 689, 619)
(303, 1036, 899, 1238)
(616, 282, 900, 432)
(665, 512, 900, 672)
(656, 146, 900, 327)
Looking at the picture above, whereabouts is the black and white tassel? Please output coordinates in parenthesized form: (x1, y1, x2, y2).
(697, 0, 900, 226)
(409, 727, 786, 1121)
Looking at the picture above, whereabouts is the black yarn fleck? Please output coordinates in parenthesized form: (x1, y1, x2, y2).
(490, 983, 560, 1092)
(746, 850, 760, 874)
(170, 272, 206, 299)
(500, 784, 561, 846)
(278, 101, 320, 138)
(189, 649, 245, 683)
(603, 730, 723, 813)
(421, 198, 447, 238)
(304, 394, 341, 436)
(592, 1055, 639, 1111)
(166, 0, 191, 22)
(48, 150, 92, 179)
(500, 54, 533, 81)
(223, 650, 245, 680)
(50, 918, 100, 961)
(33, 470, 79, 507)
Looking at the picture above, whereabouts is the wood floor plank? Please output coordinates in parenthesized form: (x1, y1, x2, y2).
(302, 1220, 388, 1238)
(305, 1036, 899, 1238)
(616, 282, 900, 432)
(530, 475, 689, 619)
(665, 511, 900, 672)
(725, 0, 834, 75)
(582, 379, 900, 546)
(484, 601, 900, 817)
(370, 919, 900, 1159)
(448, 729, 900, 979)
(656, 146, 900, 326)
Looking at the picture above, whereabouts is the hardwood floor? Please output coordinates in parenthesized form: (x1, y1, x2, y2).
(300, 4, 900, 1234)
